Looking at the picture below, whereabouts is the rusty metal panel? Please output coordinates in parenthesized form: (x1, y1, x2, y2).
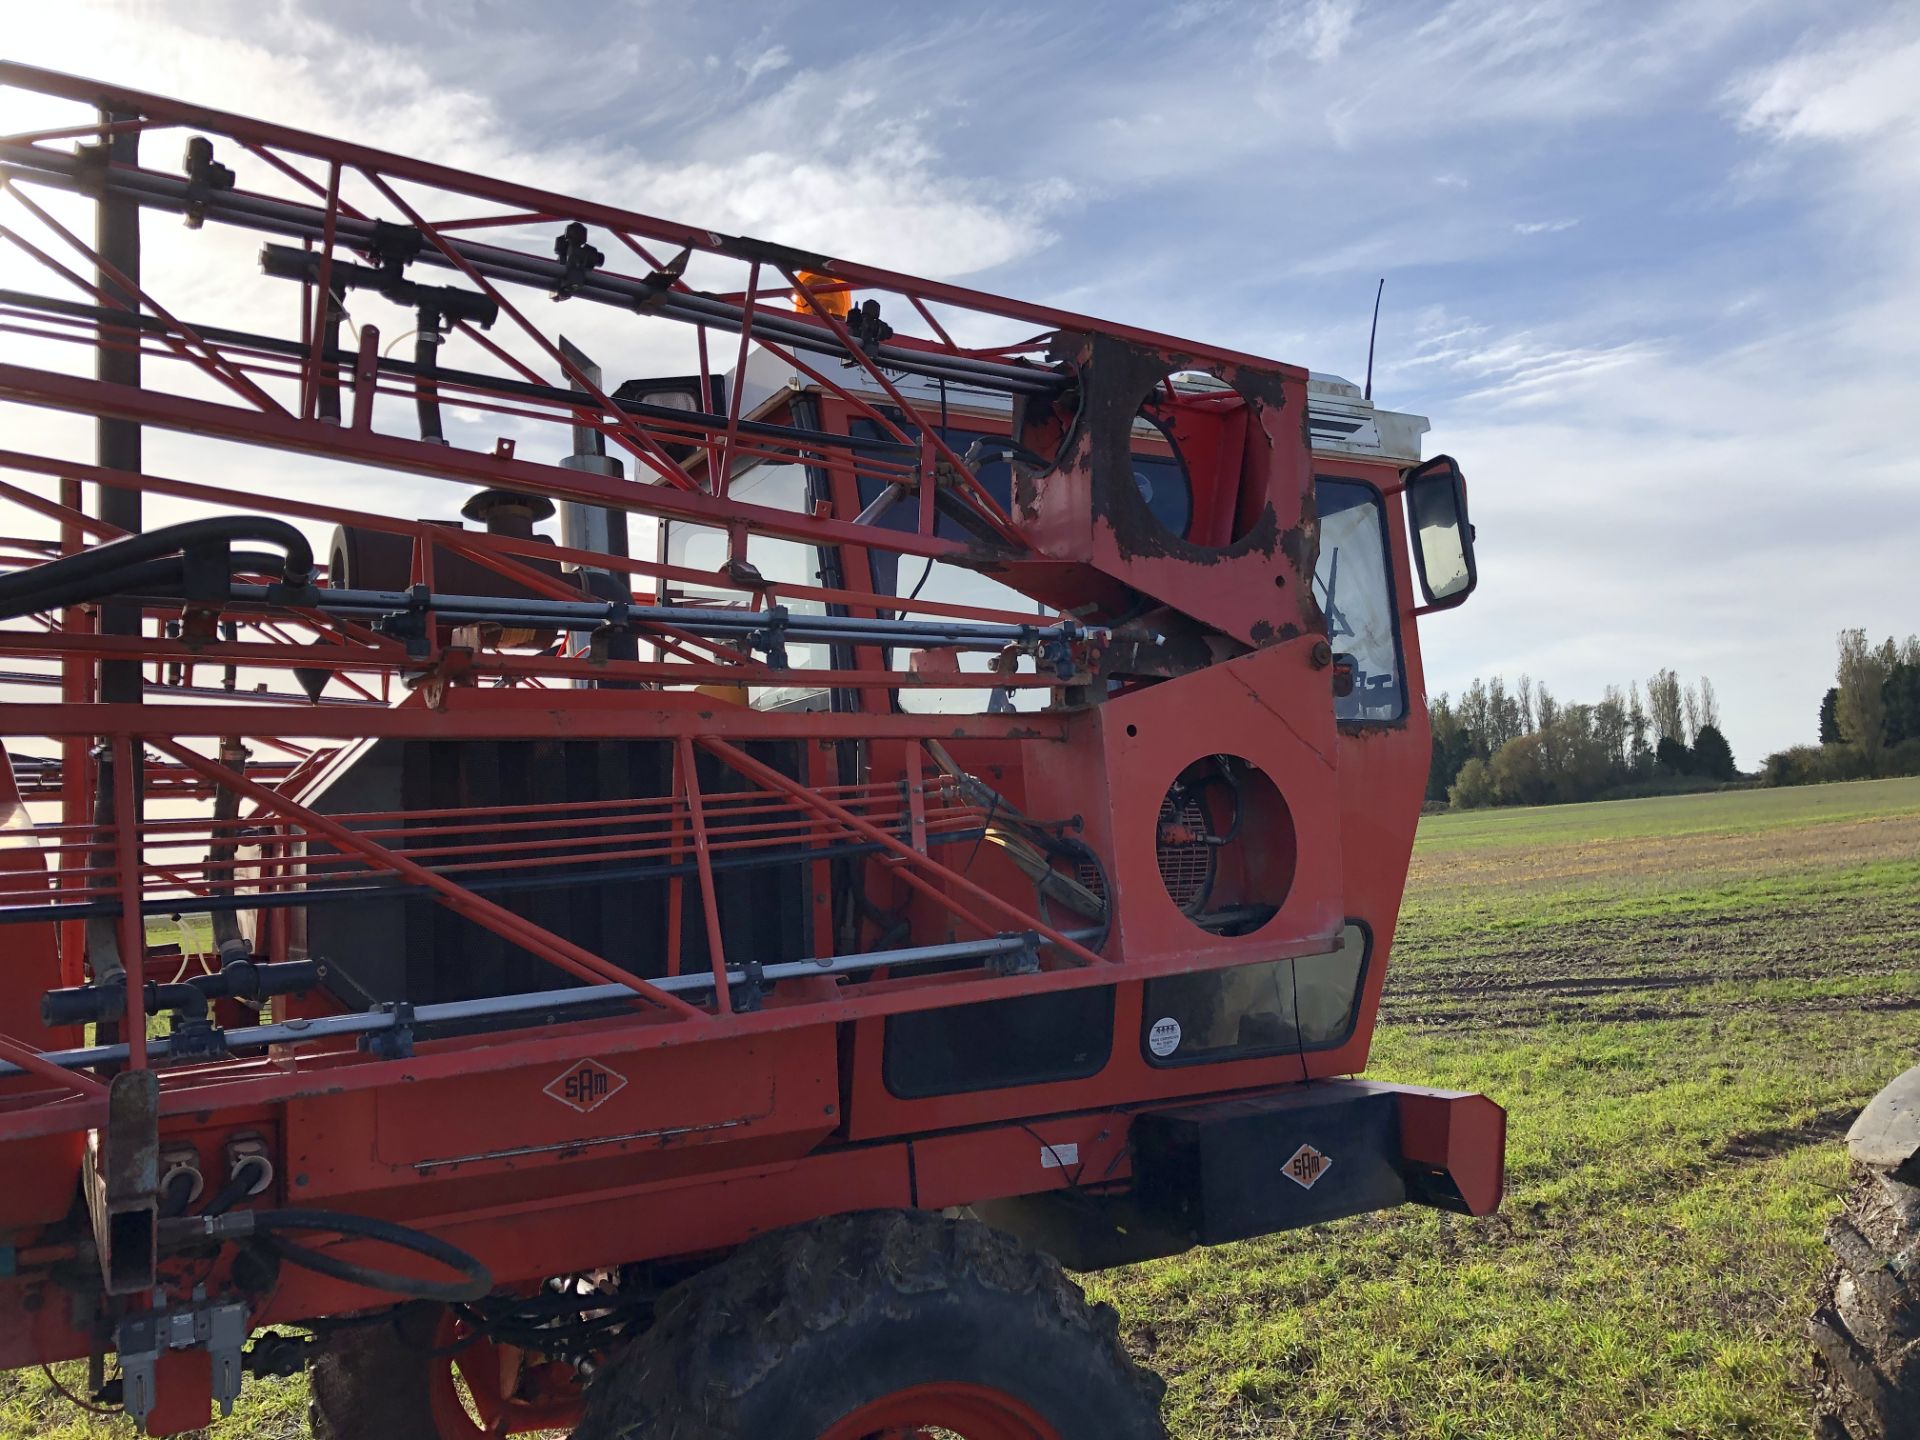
(84, 1070, 158, 1295)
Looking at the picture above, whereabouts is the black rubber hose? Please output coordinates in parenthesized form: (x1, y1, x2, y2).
(252, 1208, 492, 1303)
(1036, 834, 1113, 955)
(415, 325, 445, 443)
(200, 1158, 268, 1218)
(159, 1168, 200, 1219)
(0, 549, 302, 622)
(317, 287, 346, 424)
(1189, 766, 1245, 846)
(0, 517, 313, 611)
(200, 1174, 249, 1219)
(0, 557, 184, 620)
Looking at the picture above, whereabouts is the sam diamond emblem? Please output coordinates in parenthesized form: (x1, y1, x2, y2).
(545, 1058, 628, 1115)
(1283, 1143, 1333, 1190)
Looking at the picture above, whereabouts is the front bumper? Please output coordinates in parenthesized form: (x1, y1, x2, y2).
(975, 1079, 1506, 1271)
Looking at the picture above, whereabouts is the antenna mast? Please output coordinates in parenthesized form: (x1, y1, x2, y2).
(1363, 277, 1385, 402)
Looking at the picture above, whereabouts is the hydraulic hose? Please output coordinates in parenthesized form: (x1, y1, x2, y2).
(0, 516, 313, 605)
(0, 550, 300, 622)
(1035, 834, 1113, 954)
(316, 285, 346, 424)
(251, 1209, 492, 1304)
(414, 324, 446, 444)
(1, 556, 179, 621)
(200, 1155, 270, 1218)
(0, 549, 306, 623)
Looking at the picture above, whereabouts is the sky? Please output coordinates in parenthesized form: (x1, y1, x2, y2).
(3, 0, 1919, 766)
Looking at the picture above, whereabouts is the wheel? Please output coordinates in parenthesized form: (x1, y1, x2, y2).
(573, 1209, 1168, 1440)
(310, 1303, 581, 1439)
(1809, 1162, 1920, 1439)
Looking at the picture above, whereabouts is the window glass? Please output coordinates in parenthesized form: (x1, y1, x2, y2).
(1131, 450, 1192, 538)
(1314, 479, 1404, 722)
(659, 462, 830, 708)
(883, 985, 1116, 1098)
(850, 419, 1050, 715)
(1140, 923, 1369, 1066)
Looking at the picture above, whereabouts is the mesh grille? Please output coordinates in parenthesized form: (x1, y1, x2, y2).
(1075, 793, 1214, 910)
(1156, 794, 1214, 910)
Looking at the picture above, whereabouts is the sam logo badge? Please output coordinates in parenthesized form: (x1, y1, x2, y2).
(1282, 1143, 1332, 1190)
(545, 1058, 627, 1115)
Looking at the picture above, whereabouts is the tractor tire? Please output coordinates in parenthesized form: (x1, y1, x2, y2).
(1809, 1162, 1920, 1439)
(308, 1304, 444, 1440)
(574, 1209, 1169, 1440)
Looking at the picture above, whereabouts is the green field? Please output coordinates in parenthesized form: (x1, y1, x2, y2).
(1089, 776, 1920, 1439)
(6, 778, 1918, 1438)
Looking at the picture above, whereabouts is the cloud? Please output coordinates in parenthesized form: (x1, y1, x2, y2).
(1259, 0, 1364, 64)
(1734, 21, 1920, 146)
(1728, 15, 1920, 280)
(2, 4, 1072, 283)
(1513, 218, 1578, 235)
(737, 44, 793, 85)
(1392, 321, 1660, 407)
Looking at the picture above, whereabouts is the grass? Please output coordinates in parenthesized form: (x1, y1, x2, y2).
(9, 777, 1918, 1437)
(1086, 775, 1920, 1438)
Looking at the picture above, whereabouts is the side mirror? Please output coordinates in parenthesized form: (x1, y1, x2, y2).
(1404, 454, 1476, 609)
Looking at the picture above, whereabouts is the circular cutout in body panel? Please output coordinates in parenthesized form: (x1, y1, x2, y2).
(1156, 755, 1296, 933)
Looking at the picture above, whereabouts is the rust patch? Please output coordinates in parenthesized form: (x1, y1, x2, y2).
(1288, 487, 1325, 637)
(1006, 333, 1322, 643)
(1051, 333, 1290, 566)
(1228, 358, 1290, 410)
(1246, 618, 1305, 647)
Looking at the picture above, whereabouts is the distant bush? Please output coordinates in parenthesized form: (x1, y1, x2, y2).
(1759, 738, 1920, 788)
(1449, 756, 1495, 809)
(1761, 744, 1869, 787)
(1489, 734, 1555, 807)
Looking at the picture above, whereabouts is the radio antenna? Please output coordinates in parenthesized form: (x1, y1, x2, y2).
(1363, 277, 1385, 402)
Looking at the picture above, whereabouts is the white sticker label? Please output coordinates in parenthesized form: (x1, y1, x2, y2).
(1040, 1142, 1080, 1170)
(1147, 1017, 1183, 1057)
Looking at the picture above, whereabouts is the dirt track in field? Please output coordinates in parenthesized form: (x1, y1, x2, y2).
(1406, 809, 1920, 895)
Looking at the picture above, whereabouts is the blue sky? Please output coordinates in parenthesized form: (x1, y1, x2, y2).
(5, 0, 1919, 764)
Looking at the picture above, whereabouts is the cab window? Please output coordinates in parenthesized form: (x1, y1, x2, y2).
(1314, 478, 1404, 722)
(658, 461, 831, 709)
(849, 418, 1050, 716)
(1140, 922, 1371, 1066)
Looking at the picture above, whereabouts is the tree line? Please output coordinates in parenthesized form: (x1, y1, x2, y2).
(1430, 669, 1735, 809)
(1765, 631, 1920, 786)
